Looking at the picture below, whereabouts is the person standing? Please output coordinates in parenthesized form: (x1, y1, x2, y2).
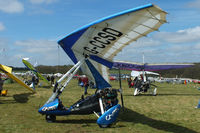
(82, 75, 89, 95)
(127, 77, 132, 88)
(51, 74, 55, 86)
(31, 75, 36, 90)
(0, 74, 5, 94)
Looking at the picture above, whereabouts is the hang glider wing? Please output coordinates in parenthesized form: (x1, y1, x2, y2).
(131, 70, 159, 77)
(145, 71, 160, 75)
(131, 70, 141, 77)
(58, 4, 167, 86)
(22, 58, 49, 84)
(113, 61, 194, 71)
(0, 64, 35, 93)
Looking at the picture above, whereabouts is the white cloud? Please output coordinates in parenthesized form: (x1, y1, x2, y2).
(27, 7, 53, 15)
(115, 26, 200, 63)
(187, 0, 200, 9)
(28, 0, 58, 14)
(14, 39, 72, 66)
(15, 39, 57, 53)
(29, 0, 58, 4)
(0, 0, 24, 13)
(114, 37, 163, 63)
(0, 38, 9, 50)
(0, 22, 5, 31)
(194, 43, 200, 49)
(130, 38, 161, 48)
(155, 26, 200, 43)
(0, 37, 15, 66)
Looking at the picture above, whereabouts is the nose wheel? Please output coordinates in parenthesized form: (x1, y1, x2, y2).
(46, 115, 56, 123)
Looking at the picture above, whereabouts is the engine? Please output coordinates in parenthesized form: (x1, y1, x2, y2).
(97, 88, 118, 110)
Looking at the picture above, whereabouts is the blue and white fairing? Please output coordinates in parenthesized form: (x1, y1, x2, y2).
(97, 104, 121, 126)
(38, 98, 71, 115)
(58, 4, 167, 85)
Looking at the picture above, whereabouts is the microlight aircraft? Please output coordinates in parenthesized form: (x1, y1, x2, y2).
(113, 60, 193, 96)
(131, 70, 159, 96)
(38, 4, 167, 127)
(22, 58, 49, 85)
(0, 64, 35, 93)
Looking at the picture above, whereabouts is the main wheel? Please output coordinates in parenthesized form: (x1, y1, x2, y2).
(45, 114, 56, 123)
(98, 124, 110, 128)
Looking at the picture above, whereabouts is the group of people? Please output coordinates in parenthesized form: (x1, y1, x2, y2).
(127, 75, 144, 88)
(31, 75, 39, 90)
(23, 74, 55, 90)
(47, 74, 55, 86)
(31, 74, 55, 90)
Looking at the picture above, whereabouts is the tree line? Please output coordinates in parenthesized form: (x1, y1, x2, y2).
(158, 63, 200, 79)
(12, 63, 200, 79)
(13, 65, 83, 75)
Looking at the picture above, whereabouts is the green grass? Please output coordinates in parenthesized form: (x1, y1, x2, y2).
(0, 79, 200, 133)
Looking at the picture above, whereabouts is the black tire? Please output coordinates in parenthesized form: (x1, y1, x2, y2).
(98, 124, 110, 128)
(45, 115, 56, 123)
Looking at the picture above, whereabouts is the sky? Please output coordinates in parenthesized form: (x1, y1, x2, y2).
(0, 0, 200, 67)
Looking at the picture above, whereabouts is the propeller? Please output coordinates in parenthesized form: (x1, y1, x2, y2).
(118, 68, 124, 111)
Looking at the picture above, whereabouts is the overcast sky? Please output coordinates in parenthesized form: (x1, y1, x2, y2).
(0, 0, 200, 67)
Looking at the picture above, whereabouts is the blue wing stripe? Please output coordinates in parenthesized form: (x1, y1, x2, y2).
(90, 55, 113, 68)
(58, 28, 88, 63)
(85, 59, 111, 89)
(113, 62, 193, 71)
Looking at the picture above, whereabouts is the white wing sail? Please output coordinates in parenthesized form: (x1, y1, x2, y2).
(58, 4, 167, 84)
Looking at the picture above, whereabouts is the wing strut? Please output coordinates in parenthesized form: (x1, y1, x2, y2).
(46, 58, 85, 104)
(118, 68, 124, 111)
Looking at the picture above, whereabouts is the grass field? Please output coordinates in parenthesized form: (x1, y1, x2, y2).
(0, 79, 200, 133)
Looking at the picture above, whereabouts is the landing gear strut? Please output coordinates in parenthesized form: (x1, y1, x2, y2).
(46, 115, 56, 123)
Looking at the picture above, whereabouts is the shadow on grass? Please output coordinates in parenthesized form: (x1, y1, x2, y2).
(56, 119, 96, 124)
(124, 93, 200, 97)
(42, 85, 52, 89)
(0, 99, 16, 104)
(13, 92, 33, 103)
(157, 93, 200, 96)
(45, 108, 197, 132)
(119, 107, 198, 133)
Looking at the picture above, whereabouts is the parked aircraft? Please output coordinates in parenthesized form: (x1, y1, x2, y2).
(38, 4, 167, 127)
(22, 58, 49, 85)
(113, 60, 193, 96)
(0, 64, 35, 94)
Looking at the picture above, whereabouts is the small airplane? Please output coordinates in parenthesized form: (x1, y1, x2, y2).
(22, 58, 49, 85)
(38, 4, 167, 127)
(113, 58, 193, 96)
(0, 64, 35, 94)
